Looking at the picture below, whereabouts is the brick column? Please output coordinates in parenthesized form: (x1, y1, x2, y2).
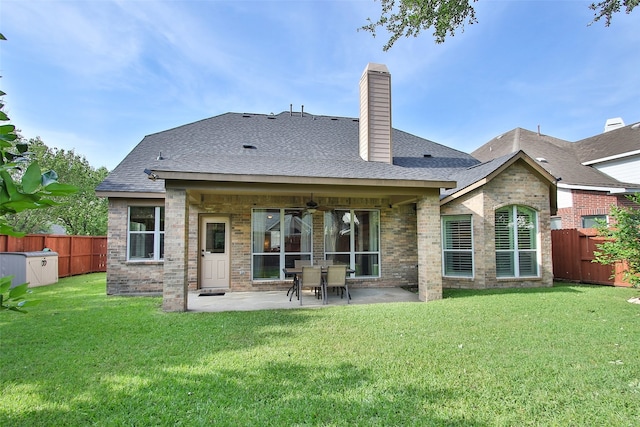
(416, 195, 442, 302)
(163, 187, 189, 312)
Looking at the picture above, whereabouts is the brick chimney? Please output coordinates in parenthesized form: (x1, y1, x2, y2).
(359, 63, 392, 163)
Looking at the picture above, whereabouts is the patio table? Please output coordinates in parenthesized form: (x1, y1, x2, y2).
(283, 266, 354, 304)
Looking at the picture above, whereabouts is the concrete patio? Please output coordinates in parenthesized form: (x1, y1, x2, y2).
(188, 286, 420, 312)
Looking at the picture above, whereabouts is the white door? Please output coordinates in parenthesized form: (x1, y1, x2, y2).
(200, 216, 230, 288)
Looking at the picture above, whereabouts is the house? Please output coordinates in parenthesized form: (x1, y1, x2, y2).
(96, 63, 557, 311)
(472, 121, 640, 230)
(576, 118, 640, 185)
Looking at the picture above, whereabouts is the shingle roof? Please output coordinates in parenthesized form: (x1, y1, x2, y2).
(441, 151, 524, 198)
(574, 121, 640, 164)
(471, 127, 640, 190)
(97, 111, 479, 194)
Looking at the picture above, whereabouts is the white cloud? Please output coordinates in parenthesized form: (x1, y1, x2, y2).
(4, 1, 143, 80)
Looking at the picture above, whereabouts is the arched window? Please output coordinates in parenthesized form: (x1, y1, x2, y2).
(495, 206, 538, 277)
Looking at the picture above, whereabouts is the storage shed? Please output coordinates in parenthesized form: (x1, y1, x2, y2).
(0, 251, 59, 288)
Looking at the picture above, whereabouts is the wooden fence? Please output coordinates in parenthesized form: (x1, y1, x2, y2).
(551, 229, 630, 286)
(3, 231, 631, 285)
(0, 234, 107, 278)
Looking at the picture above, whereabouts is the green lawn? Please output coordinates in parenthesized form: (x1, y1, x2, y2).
(2, 273, 639, 426)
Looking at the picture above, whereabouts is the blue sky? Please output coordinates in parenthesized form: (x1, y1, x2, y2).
(1, 0, 638, 171)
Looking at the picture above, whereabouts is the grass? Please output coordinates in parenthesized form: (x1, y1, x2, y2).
(1, 274, 640, 426)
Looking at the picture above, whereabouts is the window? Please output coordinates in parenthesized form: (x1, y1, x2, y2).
(252, 209, 312, 280)
(442, 215, 473, 277)
(128, 206, 164, 261)
(550, 217, 562, 230)
(495, 206, 538, 277)
(581, 215, 606, 228)
(324, 209, 380, 277)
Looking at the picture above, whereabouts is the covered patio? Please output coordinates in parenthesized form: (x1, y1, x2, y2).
(188, 286, 420, 312)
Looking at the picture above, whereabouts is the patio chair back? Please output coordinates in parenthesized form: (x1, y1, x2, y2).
(294, 259, 312, 268)
(317, 259, 334, 268)
(325, 265, 349, 304)
(299, 266, 323, 306)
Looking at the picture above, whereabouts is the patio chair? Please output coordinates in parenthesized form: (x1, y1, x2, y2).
(288, 259, 312, 300)
(298, 266, 323, 306)
(325, 265, 349, 304)
(316, 259, 335, 296)
(294, 259, 312, 268)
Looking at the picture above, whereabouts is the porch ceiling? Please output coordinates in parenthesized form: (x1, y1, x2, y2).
(169, 180, 438, 207)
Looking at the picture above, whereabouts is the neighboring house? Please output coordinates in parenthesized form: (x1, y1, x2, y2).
(576, 119, 640, 185)
(97, 63, 557, 311)
(472, 124, 640, 230)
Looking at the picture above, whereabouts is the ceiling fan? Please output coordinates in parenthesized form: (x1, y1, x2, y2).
(305, 197, 319, 214)
(303, 194, 326, 214)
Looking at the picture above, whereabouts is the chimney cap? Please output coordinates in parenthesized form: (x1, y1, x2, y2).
(365, 63, 390, 74)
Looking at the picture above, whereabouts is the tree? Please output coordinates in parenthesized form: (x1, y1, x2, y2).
(0, 32, 77, 312)
(361, 0, 639, 50)
(5, 137, 108, 236)
(593, 193, 640, 287)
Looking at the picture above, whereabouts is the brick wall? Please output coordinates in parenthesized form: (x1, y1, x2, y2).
(193, 194, 422, 291)
(556, 189, 619, 229)
(106, 193, 427, 296)
(107, 167, 553, 297)
(417, 193, 443, 301)
(106, 198, 165, 295)
(440, 191, 487, 288)
(163, 187, 189, 311)
(441, 160, 553, 289)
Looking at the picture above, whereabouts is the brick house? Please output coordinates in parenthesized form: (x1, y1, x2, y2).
(472, 122, 640, 230)
(97, 63, 557, 311)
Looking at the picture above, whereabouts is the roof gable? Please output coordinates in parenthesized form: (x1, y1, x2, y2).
(470, 127, 640, 190)
(441, 150, 557, 204)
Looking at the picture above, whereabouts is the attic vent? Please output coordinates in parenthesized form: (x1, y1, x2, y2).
(243, 144, 257, 149)
(267, 116, 276, 119)
(536, 157, 548, 163)
(331, 118, 338, 121)
(352, 119, 359, 122)
(604, 117, 624, 132)
(242, 114, 251, 118)
(423, 154, 432, 158)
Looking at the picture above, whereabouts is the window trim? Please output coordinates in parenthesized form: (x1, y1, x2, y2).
(324, 209, 381, 278)
(581, 214, 607, 229)
(495, 205, 540, 278)
(441, 214, 474, 278)
(251, 208, 313, 281)
(127, 206, 164, 262)
(550, 216, 562, 230)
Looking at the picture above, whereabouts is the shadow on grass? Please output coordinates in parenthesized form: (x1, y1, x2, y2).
(443, 282, 590, 299)
(2, 274, 490, 425)
(2, 360, 489, 426)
